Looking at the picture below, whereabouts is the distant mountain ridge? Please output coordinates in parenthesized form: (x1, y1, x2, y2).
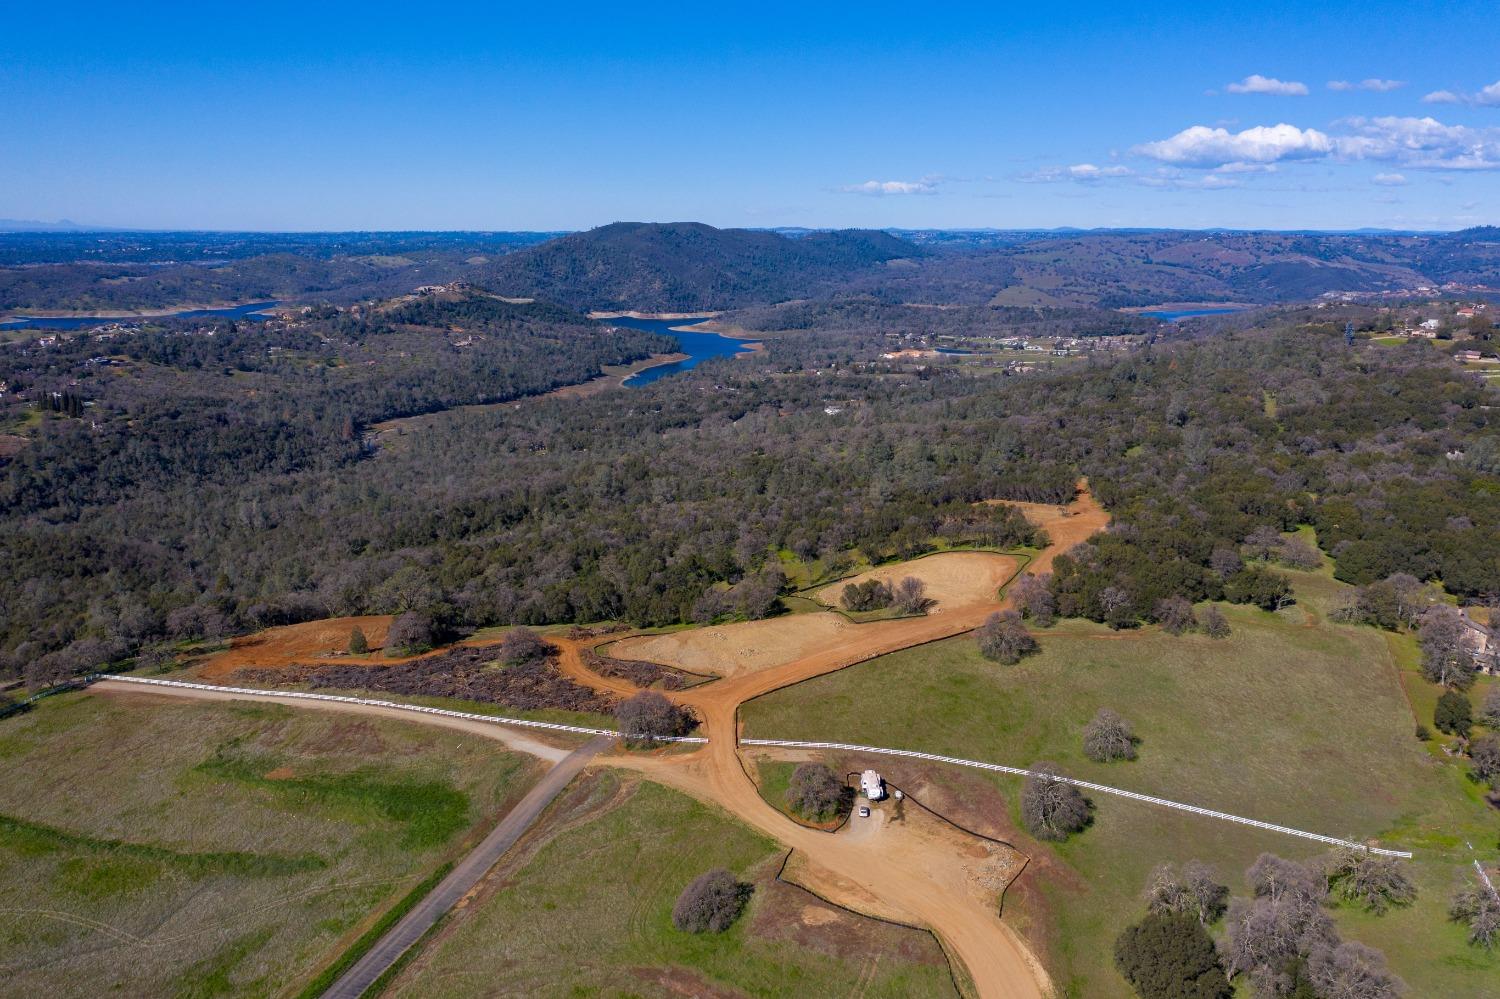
(479, 221, 921, 311)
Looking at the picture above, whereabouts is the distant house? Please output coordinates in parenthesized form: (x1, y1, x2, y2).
(1456, 350, 1483, 362)
(1461, 613, 1496, 675)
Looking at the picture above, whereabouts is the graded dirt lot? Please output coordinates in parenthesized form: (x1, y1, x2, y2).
(197, 615, 397, 678)
(813, 550, 1020, 612)
(606, 615, 858, 679)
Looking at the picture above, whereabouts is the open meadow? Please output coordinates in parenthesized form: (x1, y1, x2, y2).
(740, 572, 1500, 997)
(381, 772, 960, 998)
(0, 690, 539, 998)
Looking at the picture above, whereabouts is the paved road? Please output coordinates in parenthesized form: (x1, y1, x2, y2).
(321, 734, 614, 999)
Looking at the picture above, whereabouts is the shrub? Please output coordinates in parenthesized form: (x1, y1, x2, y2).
(385, 611, 433, 656)
(615, 691, 695, 745)
(672, 868, 751, 933)
(841, 579, 892, 612)
(348, 627, 368, 655)
(1083, 708, 1138, 763)
(976, 610, 1037, 665)
(499, 627, 550, 666)
(1021, 763, 1090, 841)
(786, 762, 850, 821)
(1435, 689, 1473, 738)
(1114, 912, 1232, 999)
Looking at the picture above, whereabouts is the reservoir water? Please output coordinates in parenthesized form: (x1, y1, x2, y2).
(1140, 307, 1245, 322)
(0, 301, 281, 331)
(599, 315, 758, 386)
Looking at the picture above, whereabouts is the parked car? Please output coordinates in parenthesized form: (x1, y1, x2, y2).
(858, 805, 871, 818)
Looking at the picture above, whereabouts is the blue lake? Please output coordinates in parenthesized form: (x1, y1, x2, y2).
(1140, 307, 1245, 322)
(599, 315, 758, 386)
(0, 300, 281, 331)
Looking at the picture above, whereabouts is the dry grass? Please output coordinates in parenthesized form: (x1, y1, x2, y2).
(0, 689, 537, 997)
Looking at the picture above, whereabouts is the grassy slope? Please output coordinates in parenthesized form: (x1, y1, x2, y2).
(0, 691, 538, 998)
(741, 574, 1500, 998)
(385, 774, 957, 998)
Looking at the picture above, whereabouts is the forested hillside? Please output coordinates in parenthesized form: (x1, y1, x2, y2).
(478, 222, 922, 311)
(4, 297, 1497, 686)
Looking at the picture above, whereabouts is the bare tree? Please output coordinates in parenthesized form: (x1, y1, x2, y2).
(1276, 538, 1323, 571)
(1481, 686, 1500, 729)
(1154, 595, 1197, 636)
(672, 868, 751, 933)
(1013, 573, 1055, 626)
(890, 576, 930, 615)
(1450, 880, 1500, 948)
(1210, 546, 1244, 578)
(1323, 846, 1416, 914)
(1145, 861, 1228, 924)
(1418, 607, 1478, 689)
(1083, 708, 1138, 762)
(616, 691, 695, 745)
(976, 610, 1038, 665)
(385, 611, 433, 656)
(786, 762, 850, 820)
(1243, 525, 1285, 560)
(1470, 735, 1500, 787)
(1201, 605, 1231, 639)
(1021, 763, 1090, 841)
(1306, 941, 1405, 999)
(499, 626, 551, 666)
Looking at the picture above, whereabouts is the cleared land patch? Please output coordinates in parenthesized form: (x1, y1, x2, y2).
(0, 690, 539, 998)
(381, 772, 958, 998)
(739, 590, 1499, 997)
(812, 551, 1020, 614)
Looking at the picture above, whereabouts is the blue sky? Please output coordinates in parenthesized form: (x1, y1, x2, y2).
(3, 1, 1498, 231)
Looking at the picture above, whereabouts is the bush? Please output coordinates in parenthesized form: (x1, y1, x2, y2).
(841, 578, 893, 612)
(672, 868, 751, 933)
(499, 627, 550, 666)
(786, 762, 851, 821)
(1021, 763, 1090, 841)
(385, 611, 433, 656)
(1083, 708, 1138, 763)
(1435, 689, 1473, 738)
(615, 691, 695, 745)
(348, 627, 368, 655)
(1114, 912, 1232, 999)
(976, 610, 1037, 665)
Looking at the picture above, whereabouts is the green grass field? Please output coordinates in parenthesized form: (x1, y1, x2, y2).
(0, 690, 539, 998)
(741, 575, 1500, 997)
(383, 773, 958, 998)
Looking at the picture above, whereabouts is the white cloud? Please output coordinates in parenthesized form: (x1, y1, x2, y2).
(1422, 81, 1500, 106)
(1335, 115, 1500, 170)
(1225, 74, 1309, 96)
(1371, 172, 1408, 186)
(1329, 78, 1406, 92)
(1021, 163, 1133, 183)
(1134, 123, 1332, 167)
(839, 179, 937, 195)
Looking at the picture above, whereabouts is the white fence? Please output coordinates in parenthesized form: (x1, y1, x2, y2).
(93, 675, 1412, 858)
(741, 738, 1414, 859)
